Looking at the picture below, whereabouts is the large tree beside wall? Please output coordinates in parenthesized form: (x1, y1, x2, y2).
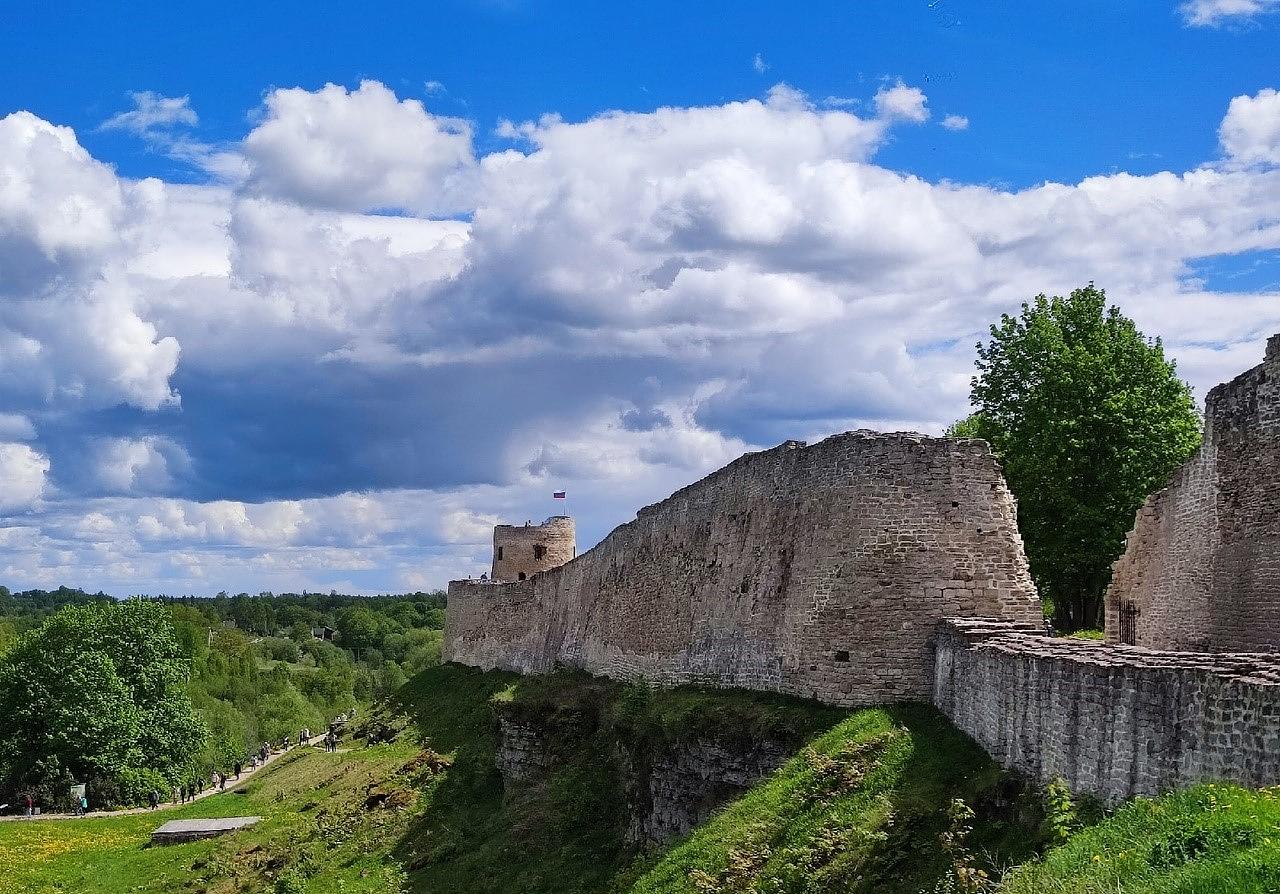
(954, 285, 1201, 632)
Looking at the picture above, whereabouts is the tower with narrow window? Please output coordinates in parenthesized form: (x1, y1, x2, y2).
(491, 516, 576, 582)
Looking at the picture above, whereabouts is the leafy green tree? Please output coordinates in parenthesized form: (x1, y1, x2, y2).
(961, 285, 1201, 631)
(0, 600, 206, 800)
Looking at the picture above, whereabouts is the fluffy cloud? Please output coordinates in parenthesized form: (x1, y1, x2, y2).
(242, 80, 476, 214)
(0, 112, 180, 411)
(1179, 0, 1280, 26)
(0, 443, 50, 511)
(1220, 88, 1280, 167)
(2, 80, 1280, 595)
(873, 82, 929, 123)
(941, 114, 970, 131)
(90, 436, 190, 495)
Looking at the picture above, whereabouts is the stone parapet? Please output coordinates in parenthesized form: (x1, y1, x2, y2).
(933, 618, 1280, 804)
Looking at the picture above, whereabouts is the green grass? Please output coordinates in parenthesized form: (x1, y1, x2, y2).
(12, 663, 1275, 894)
(622, 704, 1042, 894)
(0, 729, 423, 893)
(396, 667, 1044, 894)
(1067, 629, 1106, 641)
(999, 784, 1280, 894)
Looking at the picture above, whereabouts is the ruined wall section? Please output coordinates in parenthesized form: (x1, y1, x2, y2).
(1107, 334, 1280, 651)
(934, 619, 1280, 804)
(446, 431, 1042, 707)
(1105, 441, 1218, 650)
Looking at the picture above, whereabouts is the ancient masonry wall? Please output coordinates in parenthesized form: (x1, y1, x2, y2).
(934, 619, 1280, 805)
(1107, 333, 1280, 651)
(492, 516, 576, 583)
(446, 431, 1043, 707)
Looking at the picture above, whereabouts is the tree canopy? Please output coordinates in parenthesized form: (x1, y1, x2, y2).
(0, 600, 205, 804)
(959, 285, 1202, 631)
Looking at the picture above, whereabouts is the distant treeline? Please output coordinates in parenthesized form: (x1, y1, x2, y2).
(0, 586, 447, 810)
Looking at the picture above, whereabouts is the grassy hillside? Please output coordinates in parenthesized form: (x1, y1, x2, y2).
(394, 665, 1047, 894)
(999, 784, 1280, 894)
(0, 733, 425, 894)
(622, 704, 1043, 894)
(9, 663, 1272, 894)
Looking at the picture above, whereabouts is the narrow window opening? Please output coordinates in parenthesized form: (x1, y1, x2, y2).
(518, 572, 527, 581)
(951, 501, 959, 508)
(834, 650, 850, 663)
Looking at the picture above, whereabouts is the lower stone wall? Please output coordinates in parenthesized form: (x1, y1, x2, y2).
(933, 619, 1280, 804)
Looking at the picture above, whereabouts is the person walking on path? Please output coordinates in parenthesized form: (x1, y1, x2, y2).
(23, 794, 32, 817)
(148, 789, 159, 810)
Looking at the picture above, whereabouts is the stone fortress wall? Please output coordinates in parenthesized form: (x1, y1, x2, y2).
(933, 618, 1280, 804)
(446, 431, 1044, 706)
(1106, 334, 1280, 651)
(491, 516, 577, 583)
(449, 335, 1280, 805)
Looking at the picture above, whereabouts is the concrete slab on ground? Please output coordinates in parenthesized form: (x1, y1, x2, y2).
(151, 816, 261, 844)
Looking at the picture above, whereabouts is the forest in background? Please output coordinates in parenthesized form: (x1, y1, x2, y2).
(0, 585, 446, 810)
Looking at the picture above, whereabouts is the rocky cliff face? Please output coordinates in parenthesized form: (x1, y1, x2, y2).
(493, 712, 792, 847)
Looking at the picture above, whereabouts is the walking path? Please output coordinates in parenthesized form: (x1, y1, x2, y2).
(0, 739, 329, 823)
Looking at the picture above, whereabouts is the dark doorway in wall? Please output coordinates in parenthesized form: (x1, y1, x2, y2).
(1119, 603, 1140, 646)
(534, 544, 546, 559)
(518, 572, 526, 581)
(497, 546, 504, 560)
(834, 650, 850, 662)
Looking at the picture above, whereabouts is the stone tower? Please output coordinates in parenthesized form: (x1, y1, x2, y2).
(491, 516, 576, 582)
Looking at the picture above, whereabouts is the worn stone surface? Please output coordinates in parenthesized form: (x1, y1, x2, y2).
(622, 737, 793, 845)
(445, 431, 1042, 707)
(1107, 333, 1280, 651)
(494, 716, 555, 783)
(493, 711, 791, 847)
(934, 618, 1280, 805)
(491, 516, 577, 583)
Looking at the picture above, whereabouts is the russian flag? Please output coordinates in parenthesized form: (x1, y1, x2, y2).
(553, 491, 566, 499)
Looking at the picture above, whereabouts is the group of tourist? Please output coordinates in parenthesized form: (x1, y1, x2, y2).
(14, 713, 354, 818)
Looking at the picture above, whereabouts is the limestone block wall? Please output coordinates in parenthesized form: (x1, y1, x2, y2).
(492, 516, 576, 583)
(934, 618, 1280, 804)
(445, 431, 1042, 707)
(1107, 333, 1280, 651)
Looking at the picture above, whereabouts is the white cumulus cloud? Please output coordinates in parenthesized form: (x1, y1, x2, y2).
(1220, 87, 1280, 167)
(873, 82, 929, 123)
(941, 114, 970, 131)
(0, 443, 50, 512)
(242, 80, 477, 214)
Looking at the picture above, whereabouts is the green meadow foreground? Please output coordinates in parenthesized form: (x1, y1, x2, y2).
(3, 664, 1279, 894)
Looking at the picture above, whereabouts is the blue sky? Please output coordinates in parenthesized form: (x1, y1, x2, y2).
(0, 0, 1278, 595)
(6, 0, 1276, 185)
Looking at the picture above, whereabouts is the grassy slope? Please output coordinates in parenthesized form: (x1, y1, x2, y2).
(999, 784, 1280, 894)
(10, 663, 1276, 894)
(623, 704, 1041, 894)
(0, 736, 423, 893)
(395, 666, 1045, 894)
